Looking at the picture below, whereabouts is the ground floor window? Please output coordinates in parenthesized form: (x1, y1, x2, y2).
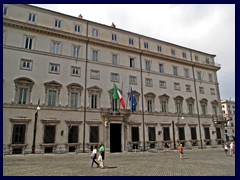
(163, 127, 170, 141)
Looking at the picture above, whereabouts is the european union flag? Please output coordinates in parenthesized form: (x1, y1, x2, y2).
(130, 87, 137, 112)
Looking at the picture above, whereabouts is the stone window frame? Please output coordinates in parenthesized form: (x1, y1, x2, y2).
(159, 94, 169, 113)
(14, 77, 34, 105)
(200, 98, 208, 115)
(87, 85, 102, 109)
(211, 100, 219, 115)
(44, 80, 62, 107)
(174, 96, 184, 113)
(144, 92, 156, 113)
(186, 97, 195, 115)
(67, 83, 83, 108)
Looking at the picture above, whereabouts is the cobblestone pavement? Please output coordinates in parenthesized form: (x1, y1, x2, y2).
(3, 149, 235, 176)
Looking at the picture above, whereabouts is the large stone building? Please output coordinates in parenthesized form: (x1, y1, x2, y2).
(3, 4, 227, 154)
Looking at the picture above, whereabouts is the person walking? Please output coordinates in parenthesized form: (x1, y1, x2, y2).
(229, 141, 234, 156)
(177, 144, 184, 160)
(224, 142, 229, 155)
(90, 145, 99, 167)
(98, 142, 105, 169)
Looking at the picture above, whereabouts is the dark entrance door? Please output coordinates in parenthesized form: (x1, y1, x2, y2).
(110, 123, 122, 152)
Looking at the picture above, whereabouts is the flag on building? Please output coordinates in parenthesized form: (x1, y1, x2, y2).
(130, 87, 137, 112)
(113, 84, 125, 110)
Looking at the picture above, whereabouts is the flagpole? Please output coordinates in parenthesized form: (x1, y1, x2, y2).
(125, 85, 131, 110)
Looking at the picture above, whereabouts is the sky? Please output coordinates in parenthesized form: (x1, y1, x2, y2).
(31, 4, 235, 101)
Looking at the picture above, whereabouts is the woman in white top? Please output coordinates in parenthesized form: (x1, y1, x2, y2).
(224, 143, 229, 155)
(91, 145, 99, 167)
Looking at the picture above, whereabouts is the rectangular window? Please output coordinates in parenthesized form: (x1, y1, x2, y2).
(206, 58, 210, 64)
(191, 127, 197, 140)
(159, 81, 166, 89)
(129, 76, 137, 85)
(129, 38, 134, 45)
(147, 100, 153, 112)
(25, 36, 33, 49)
(186, 85, 191, 92)
(55, 19, 62, 28)
(73, 46, 80, 58)
(52, 41, 61, 54)
(68, 126, 79, 143)
(213, 106, 217, 115)
(131, 127, 139, 142)
(144, 42, 149, 49)
(202, 104, 207, 115)
(188, 104, 193, 114)
(92, 29, 99, 37)
(90, 126, 99, 143)
(146, 78, 153, 87)
(74, 24, 81, 32)
(91, 95, 97, 109)
(178, 127, 185, 140)
(171, 49, 176, 56)
(71, 66, 80, 77)
(112, 54, 118, 65)
(112, 33, 117, 41)
(174, 83, 180, 90)
(199, 87, 204, 94)
(210, 88, 215, 95)
(173, 66, 178, 76)
(48, 90, 57, 106)
(18, 88, 28, 104)
(184, 68, 189, 78)
(209, 73, 213, 82)
(92, 50, 98, 61)
(163, 127, 170, 141)
(197, 71, 202, 80)
(157, 45, 162, 52)
(195, 55, 198, 61)
(146, 60, 151, 71)
(90, 70, 100, 80)
(159, 64, 164, 73)
(12, 124, 26, 144)
(162, 101, 167, 112)
(204, 127, 210, 139)
(28, 13, 36, 22)
(44, 125, 56, 143)
(70, 92, 78, 107)
(148, 127, 156, 141)
(182, 52, 187, 59)
(176, 102, 182, 113)
(3, 6, 8, 16)
(111, 73, 119, 82)
(49, 63, 60, 74)
(216, 128, 221, 139)
(130, 58, 135, 68)
(20, 59, 32, 70)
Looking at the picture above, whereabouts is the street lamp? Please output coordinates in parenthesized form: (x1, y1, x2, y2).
(32, 99, 40, 154)
(172, 113, 184, 149)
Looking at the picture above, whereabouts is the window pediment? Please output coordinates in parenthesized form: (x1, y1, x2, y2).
(67, 83, 83, 92)
(211, 100, 219, 106)
(186, 97, 195, 103)
(200, 98, 208, 105)
(44, 80, 62, 90)
(144, 92, 156, 98)
(14, 77, 34, 87)
(159, 94, 169, 101)
(87, 85, 102, 94)
(174, 95, 184, 102)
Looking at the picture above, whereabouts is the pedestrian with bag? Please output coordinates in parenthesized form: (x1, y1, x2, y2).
(90, 145, 99, 167)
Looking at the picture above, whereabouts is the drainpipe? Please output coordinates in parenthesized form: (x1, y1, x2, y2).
(190, 50, 203, 149)
(83, 21, 89, 153)
(139, 35, 145, 151)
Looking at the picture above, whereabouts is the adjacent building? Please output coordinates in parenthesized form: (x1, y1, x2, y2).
(221, 100, 235, 142)
(3, 4, 226, 154)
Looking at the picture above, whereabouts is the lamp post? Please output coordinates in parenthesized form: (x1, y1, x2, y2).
(32, 100, 40, 154)
(172, 113, 184, 149)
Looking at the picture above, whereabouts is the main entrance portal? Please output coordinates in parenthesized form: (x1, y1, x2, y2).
(110, 123, 122, 152)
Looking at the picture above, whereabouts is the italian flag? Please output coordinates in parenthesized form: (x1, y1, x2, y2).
(113, 84, 125, 110)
